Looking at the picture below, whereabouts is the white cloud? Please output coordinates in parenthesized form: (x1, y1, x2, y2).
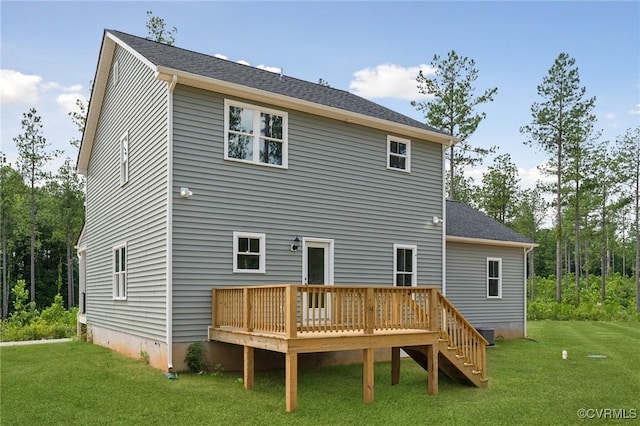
(56, 92, 87, 115)
(237, 60, 250, 66)
(630, 104, 640, 115)
(604, 112, 617, 121)
(349, 63, 436, 100)
(0, 69, 42, 105)
(214, 53, 228, 60)
(257, 64, 281, 74)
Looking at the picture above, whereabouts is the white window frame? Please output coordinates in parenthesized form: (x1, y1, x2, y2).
(113, 60, 119, 86)
(119, 131, 129, 186)
(387, 135, 411, 172)
(233, 232, 266, 273)
(113, 243, 127, 300)
(487, 257, 502, 299)
(393, 244, 417, 287)
(224, 99, 288, 168)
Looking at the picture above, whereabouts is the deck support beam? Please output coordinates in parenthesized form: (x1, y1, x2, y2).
(427, 342, 438, 395)
(243, 346, 254, 390)
(363, 348, 374, 404)
(285, 352, 298, 412)
(391, 347, 400, 385)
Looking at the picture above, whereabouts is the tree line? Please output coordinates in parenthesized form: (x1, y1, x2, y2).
(415, 50, 639, 312)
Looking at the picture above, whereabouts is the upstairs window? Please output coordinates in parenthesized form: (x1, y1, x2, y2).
(224, 100, 288, 168)
(119, 132, 129, 185)
(113, 244, 127, 300)
(394, 244, 417, 287)
(233, 232, 266, 273)
(387, 136, 410, 172)
(487, 258, 502, 298)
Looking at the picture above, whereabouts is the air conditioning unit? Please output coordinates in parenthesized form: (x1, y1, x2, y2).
(476, 327, 495, 346)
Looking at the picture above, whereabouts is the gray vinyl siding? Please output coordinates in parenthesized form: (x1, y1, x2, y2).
(83, 45, 168, 341)
(172, 86, 444, 342)
(445, 242, 524, 325)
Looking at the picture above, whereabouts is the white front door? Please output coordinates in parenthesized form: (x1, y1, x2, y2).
(302, 238, 334, 323)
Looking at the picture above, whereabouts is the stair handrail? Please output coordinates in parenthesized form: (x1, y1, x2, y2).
(436, 290, 488, 380)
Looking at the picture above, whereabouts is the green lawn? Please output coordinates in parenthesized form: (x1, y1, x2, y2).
(1, 321, 639, 425)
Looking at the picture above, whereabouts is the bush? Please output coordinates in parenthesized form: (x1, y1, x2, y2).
(0, 280, 78, 342)
(184, 342, 210, 373)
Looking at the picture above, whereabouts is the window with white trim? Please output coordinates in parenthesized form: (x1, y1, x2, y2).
(387, 136, 410, 172)
(224, 100, 288, 168)
(113, 244, 127, 300)
(119, 132, 129, 185)
(487, 258, 502, 298)
(394, 244, 417, 286)
(113, 60, 119, 86)
(233, 232, 266, 273)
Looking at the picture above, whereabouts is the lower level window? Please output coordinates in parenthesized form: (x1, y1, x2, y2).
(113, 244, 127, 300)
(487, 258, 502, 298)
(233, 232, 266, 273)
(394, 244, 417, 286)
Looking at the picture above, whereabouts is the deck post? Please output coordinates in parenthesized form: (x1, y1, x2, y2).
(243, 346, 254, 390)
(243, 288, 252, 332)
(427, 341, 438, 395)
(363, 348, 374, 403)
(429, 288, 439, 332)
(391, 347, 400, 385)
(285, 352, 298, 412)
(285, 285, 297, 338)
(211, 289, 218, 328)
(364, 287, 374, 334)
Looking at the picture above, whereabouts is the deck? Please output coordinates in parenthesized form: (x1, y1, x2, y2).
(208, 284, 487, 412)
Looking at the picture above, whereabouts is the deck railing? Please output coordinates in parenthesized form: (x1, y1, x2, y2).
(436, 291, 488, 379)
(211, 284, 486, 378)
(212, 285, 438, 338)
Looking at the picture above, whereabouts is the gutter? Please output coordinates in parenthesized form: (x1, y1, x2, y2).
(166, 74, 178, 371)
(523, 246, 534, 338)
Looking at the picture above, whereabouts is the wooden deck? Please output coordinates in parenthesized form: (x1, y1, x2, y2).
(208, 284, 487, 412)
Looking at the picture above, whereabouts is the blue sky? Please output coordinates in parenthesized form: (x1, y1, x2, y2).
(1, 1, 639, 186)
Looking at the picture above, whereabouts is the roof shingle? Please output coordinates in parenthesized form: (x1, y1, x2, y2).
(446, 200, 534, 244)
(107, 30, 446, 135)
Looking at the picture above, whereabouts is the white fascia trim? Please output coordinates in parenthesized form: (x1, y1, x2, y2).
(155, 67, 459, 146)
(523, 246, 534, 338)
(446, 235, 538, 249)
(166, 74, 177, 371)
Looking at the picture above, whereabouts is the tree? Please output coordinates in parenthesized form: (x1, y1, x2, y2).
(614, 127, 640, 312)
(317, 78, 331, 87)
(0, 157, 27, 317)
(54, 159, 84, 308)
(520, 53, 596, 303)
(412, 50, 498, 200)
(478, 153, 520, 223)
(146, 11, 177, 45)
(14, 108, 60, 303)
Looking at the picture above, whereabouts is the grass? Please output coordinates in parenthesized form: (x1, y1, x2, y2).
(1, 321, 639, 425)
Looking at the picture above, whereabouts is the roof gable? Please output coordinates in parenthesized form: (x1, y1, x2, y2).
(78, 29, 457, 174)
(446, 200, 536, 248)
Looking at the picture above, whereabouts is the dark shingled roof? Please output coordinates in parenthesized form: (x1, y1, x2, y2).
(446, 200, 534, 244)
(108, 30, 446, 135)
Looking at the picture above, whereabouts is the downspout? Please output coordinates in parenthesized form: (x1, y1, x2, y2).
(441, 140, 453, 295)
(166, 74, 178, 370)
(523, 246, 534, 337)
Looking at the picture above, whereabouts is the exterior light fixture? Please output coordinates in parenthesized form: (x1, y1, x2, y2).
(180, 187, 193, 198)
(291, 236, 301, 252)
(432, 216, 442, 225)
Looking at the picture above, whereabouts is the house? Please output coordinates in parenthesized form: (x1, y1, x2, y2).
(76, 30, 534, 385)
(445, 200, 536, 339)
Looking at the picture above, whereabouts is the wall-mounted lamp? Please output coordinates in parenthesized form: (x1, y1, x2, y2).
(180, 187, 193, 199)
(291, 236, 301, 252)
(432, 216, 442, 225)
